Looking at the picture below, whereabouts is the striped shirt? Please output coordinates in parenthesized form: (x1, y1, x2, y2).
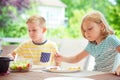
(85, 35, 120, 72)
(14, 40, 58, 66)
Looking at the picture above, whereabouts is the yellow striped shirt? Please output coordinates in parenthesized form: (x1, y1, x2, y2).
(14, 40, 58, 66)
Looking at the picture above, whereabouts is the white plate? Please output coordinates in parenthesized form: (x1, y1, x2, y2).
(44, 77, 94, 80)
(43, 66, 81, 73)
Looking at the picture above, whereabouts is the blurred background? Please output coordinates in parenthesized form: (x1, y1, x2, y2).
(0, 0, 120, 70)
(0, 0, 120, 40)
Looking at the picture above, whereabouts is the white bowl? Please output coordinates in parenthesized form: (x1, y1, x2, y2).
(44, 77, 94, 80)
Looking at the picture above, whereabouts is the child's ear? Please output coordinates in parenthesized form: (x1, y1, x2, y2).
(42, 27, 47, 33)
(100, 22, 105, 30)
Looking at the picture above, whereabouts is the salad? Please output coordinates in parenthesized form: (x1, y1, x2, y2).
(10, 61, 32, 72)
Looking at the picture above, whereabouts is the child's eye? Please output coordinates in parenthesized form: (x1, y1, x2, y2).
(32, 29, 37, 32)
(33, 30, 36, 31)
(88, 27, 92, 30)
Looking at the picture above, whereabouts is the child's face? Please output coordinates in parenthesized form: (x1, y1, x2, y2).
(27, 23, 46, 42)
(82, 20, 103, 43)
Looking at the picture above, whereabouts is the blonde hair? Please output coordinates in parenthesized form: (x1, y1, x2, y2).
(26, 15, 46, 28)
(81, 11, 114, 39)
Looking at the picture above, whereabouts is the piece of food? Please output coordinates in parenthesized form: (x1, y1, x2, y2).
(49, 66, 61, 71)
(50, 67, 58, 70)
(67, 66, 80, 71)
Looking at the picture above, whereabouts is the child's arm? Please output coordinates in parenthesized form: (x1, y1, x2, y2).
(7, 52, 16, 60)
(55, 50, 89, 64)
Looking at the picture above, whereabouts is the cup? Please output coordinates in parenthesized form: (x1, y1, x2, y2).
(0, 57, 13, 75)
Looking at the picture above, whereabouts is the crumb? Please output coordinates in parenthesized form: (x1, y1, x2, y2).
(67, 67, 80, 70)
(50, 67, 58, 70)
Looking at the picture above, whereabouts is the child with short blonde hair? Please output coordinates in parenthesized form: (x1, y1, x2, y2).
(9, 15, 60, 66)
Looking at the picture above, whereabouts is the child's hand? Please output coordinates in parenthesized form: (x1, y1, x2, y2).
(7, 53, 15, 61)
(55, 53, 63, 65)
(113, 65, 120, 76)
